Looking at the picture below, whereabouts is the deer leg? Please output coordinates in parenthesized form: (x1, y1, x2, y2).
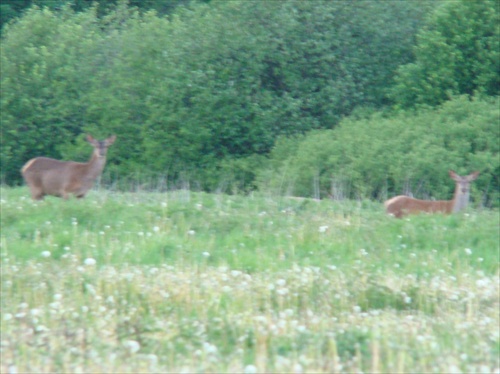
(30, 187, 44, 200)
(33, 193, 45, 200)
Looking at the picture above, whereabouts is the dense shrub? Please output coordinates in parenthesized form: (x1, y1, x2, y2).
(1, 1, 432, 187)
(257, 97, 499, 207)
(391, 0, 499, 108)
(2, 1, 497, 195)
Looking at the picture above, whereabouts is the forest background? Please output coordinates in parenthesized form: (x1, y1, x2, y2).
(1, 0, 499, 206)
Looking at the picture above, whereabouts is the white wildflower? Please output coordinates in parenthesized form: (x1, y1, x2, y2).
(3, 313, 12, 321)
(49, 302, 60, 309)
(447, 364, 461, 374)
(35, 325, 49, 333)
(203, 342, 218, 355)
(123, 340, 140, 354)
(30, 308, 41, 316)
(476, 278, 489, 288)
(231, 270, 242, 277)
(276, 279, 286, 287)
(293, 363, 304, 374)
(296, 325, 307, 333)
(147, 354, 158, 365)
(244, 365, 257, 374)
(277, 288, 289, 296)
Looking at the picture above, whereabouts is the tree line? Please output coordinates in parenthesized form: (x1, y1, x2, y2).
(0, 0, 204, 31)
(1, 0, 498, 204)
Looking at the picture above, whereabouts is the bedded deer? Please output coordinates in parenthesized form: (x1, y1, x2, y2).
(21, 134, 116, 200)
(384, 170, 480, 218)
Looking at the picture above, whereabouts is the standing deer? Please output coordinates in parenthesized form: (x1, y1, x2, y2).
(384, 170, 480, 218)
(21, 134, 116, 200)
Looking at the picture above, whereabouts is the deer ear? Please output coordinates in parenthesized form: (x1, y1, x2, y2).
(106, 135, 116, 145)
(86, 134, 96, 144)
(468, 171, 480, 181)
(448, 170, 459, 180)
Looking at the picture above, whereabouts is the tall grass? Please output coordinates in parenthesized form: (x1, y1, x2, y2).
(1, 187, 499, 373)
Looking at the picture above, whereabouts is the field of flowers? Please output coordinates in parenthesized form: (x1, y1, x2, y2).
(1, 187, 499, 373)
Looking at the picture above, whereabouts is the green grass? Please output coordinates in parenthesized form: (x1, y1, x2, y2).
(1, 186, 499, 373)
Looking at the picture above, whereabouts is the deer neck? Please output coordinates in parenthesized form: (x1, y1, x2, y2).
(85, 152, 107, 180)
(452, 185, 469, 213)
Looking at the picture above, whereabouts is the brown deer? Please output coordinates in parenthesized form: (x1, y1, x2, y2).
(21, 134, 116, 200)
(384, 170, 480, 218)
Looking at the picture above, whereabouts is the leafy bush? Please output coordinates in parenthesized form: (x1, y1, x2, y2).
(258, 97, 499, 207)
(391, 0, 499, 108)
(1, 1, 433, 187)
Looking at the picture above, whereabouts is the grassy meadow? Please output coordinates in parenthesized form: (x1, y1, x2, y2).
(1, 186, 499, 373)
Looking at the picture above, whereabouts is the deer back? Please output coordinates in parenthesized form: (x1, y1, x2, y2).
(22, 157, 92, 196)
(385, 196, 453, 218)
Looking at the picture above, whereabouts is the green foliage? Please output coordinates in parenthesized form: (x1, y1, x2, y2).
(0, 0, 205, 32)
(137, 0, 431, 188)
(258, 97, 499, 207)
(0, 5, 104, 183)
(0, 0, 33, 31)
(1, 0, 433, 188)
(391, 0, 499, 108)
